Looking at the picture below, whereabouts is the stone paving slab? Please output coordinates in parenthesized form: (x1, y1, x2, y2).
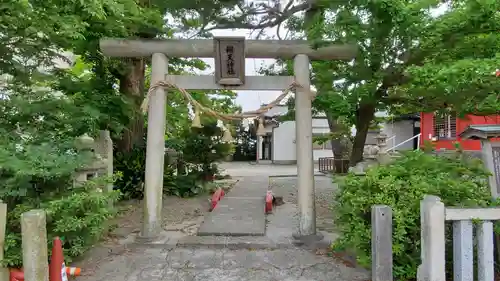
(75, 247, 370, 281)
(197, 197, 266, 236)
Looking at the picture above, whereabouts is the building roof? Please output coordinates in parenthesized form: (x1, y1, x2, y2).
(459, 125, 500, 140)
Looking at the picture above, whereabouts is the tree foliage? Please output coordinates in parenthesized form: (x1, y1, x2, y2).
(0, 0, 247, 267)
(279, 0, 500, 164)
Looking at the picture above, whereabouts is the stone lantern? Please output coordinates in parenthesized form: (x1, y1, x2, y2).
(375, 133, 388, 148)
(75, 133, 95, 151)
(73, 131, 113, 190)
(375, 133, 392, 164)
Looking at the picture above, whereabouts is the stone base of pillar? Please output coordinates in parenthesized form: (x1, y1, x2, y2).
(135, 235, 155, 243)
(292, 231, 325, 248)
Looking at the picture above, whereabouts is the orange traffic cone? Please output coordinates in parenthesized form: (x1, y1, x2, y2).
(65, 267, 81, 276)
(49, 237, 68, 281)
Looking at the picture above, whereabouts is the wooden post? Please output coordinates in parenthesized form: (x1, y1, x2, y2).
(418, 195, 446, 281)
(21, 210, 49, 281)
(0, 201, 8, 281)
(142, 53, 168, 238)
(371, 205, 393, 281)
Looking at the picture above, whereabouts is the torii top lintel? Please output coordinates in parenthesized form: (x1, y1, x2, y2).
(99, 38, 357, 61)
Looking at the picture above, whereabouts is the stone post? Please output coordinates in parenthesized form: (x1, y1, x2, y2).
(480, 139, 499, 199)
(21, 210, 49, 281)
(0, 201, 8, 281)
(372, 205, 393, 281)
(418, 195, 446, 281)
(96, 130, 113, 192)
(292, 54, 318, 240)
(481, 140, 500, 265)
(142, 53, 168, 238)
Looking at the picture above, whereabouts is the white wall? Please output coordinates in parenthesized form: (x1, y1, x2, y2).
(381, 120, 415, 150)
(272, 121, 296, 162)
(312, 119, 334, 160)
(271, 118, 333, 163)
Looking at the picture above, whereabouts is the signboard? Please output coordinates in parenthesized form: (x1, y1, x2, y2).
(214, 37, 245, 86)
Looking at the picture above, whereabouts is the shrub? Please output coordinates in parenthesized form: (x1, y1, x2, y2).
(332, 150, 499, 280)
(113, 144, 148, 199)
(164, 172, 205, 197)
(114, 143, 210, 199)
(181, 123, 232, 179)
(114, 143, 179, 199)
(3, 184, 119, 267)
(0, 137, 119, 268)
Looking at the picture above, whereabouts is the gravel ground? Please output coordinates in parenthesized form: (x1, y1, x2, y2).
(269, 176, 338, 233)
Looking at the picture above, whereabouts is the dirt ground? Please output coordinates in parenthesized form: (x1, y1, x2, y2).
(269, 176, 338, 233)
(72, 180, 238, 277)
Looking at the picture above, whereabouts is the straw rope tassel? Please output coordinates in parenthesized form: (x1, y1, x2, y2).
(191, 106, 203, 128)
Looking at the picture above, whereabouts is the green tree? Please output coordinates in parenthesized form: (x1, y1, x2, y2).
(287, 0, 500, 165)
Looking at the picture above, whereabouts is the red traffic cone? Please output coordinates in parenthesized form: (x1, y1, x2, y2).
(49, 237, 68, 281)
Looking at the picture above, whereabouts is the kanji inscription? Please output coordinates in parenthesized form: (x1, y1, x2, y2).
(214, 37, 245, 86)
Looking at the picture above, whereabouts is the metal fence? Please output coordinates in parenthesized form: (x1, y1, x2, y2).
(318, 157, 350, 174)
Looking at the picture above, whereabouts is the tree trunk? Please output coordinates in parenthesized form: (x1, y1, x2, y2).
(304, 3, 348, 162)
(326, 113, 346, 159)
(350, 104, 376, 166)
(115, 58, 146, 153)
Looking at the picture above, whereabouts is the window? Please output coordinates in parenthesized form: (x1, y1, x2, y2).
(312, 134, 333, 150)
(433, 113, 457, 140)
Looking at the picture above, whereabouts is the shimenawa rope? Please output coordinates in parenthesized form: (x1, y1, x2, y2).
(140, 80, 315, 120)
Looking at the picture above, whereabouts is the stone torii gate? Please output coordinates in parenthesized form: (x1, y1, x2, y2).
(99, 37, 356, 240)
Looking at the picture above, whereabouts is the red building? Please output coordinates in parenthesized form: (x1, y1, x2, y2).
(420, 113, 500, 150)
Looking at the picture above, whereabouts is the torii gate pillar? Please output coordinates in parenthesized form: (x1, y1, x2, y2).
(99, 38, 357, 240)
(142, 53, 168, 237)
(293, 54, 318, 239)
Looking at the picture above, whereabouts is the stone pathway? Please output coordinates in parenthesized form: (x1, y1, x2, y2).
(198, 178, 268, 236)
(74, 163, 369, 281)
(76, 247, 369, 281)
